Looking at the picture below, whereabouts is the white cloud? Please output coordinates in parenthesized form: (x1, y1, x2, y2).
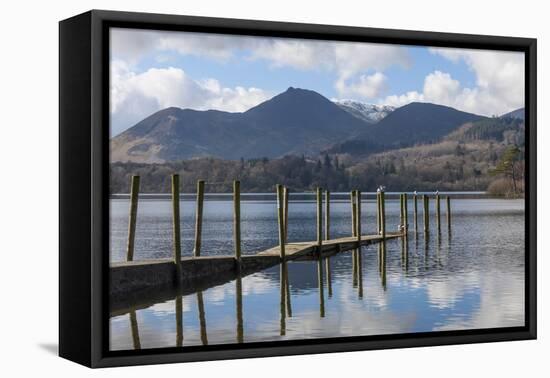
(383, 91, 425, 107)
(336, 72, 388, 99)
(111, 28, 411, 103)
(110, 60, 272, 136)
(249, 39, 409, 99)
(382, 49, 525, 116)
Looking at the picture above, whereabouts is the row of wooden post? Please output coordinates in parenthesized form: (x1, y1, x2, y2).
(126, 174, 453, 264)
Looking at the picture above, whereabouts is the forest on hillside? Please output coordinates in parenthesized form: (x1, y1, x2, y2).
(110, 142, 524, 196)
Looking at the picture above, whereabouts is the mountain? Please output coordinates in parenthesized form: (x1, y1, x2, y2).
(333, 100, 395, 124)
(501, 108, 525, 120)
(329, 102, 486, 155)
(111, 87, 368, 162)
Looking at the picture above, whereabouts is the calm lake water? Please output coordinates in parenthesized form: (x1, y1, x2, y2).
(109, 194, 525, 351)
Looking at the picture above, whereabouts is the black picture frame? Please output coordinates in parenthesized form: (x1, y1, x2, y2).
(59, 9, 537, 368)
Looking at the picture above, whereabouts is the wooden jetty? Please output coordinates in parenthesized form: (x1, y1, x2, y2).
(110, 175, 452, 314)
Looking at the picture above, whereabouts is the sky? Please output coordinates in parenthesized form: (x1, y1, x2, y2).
(110, 28, 525, 136)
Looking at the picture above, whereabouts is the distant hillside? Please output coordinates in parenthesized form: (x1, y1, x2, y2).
(445, 117, 524, 144)
(501, 108, 525, 120)
(110, 87, 368, 162)
(328, 102, 485, 156)
(333, 100, 395, 124)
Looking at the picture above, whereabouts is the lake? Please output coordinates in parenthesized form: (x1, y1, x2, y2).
(109, 194, 525, 351)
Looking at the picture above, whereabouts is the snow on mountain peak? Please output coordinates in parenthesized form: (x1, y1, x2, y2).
(333, 99, 395, 124)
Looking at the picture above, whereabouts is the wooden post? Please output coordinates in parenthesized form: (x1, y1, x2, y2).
(436, 192, 441, 232)
(400, 193, 404, 229)
(413, 193, 418, 233)
(351, 191, 357, 237)
(351, 190, 357, 279)
(233, 180, 242, 262)
(193, 180, 205, 257)
(283, 186, 289, 243)
(356, 190, 362, 243)
(446, 196, 452, 230)
(171, 174, 182, 269)
(376, 191, 381, 234)
(423, 194, 429, 233)
(403, 193, 408, 233)
(317, 187, 323, 252)
(126, 175, 140, 262)
(380, 191, 386, 238)
(325, 190, 330, 240)
(276, 184, 286, 260)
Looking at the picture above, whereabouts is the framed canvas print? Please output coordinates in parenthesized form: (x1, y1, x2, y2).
(59, 10, 536, 368)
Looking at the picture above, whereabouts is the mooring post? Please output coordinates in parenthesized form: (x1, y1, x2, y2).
(126, 175, 140, 262)
(317, 187, 323, 253)
(325, 190, 330, 240)
(380, 190, 386, 239)
(171, 174, 182, 271)
(356, 190, 362, 243)
(446, 196, 452, 230)
(423, 194, 430, 233)
(436, 192, 442, 232)
(193, 180, 205, 257)
(276, 184, 286, 260)
(403, 193, 408, 233)
(399, 193, 405, 230)
(351, 190, 357, 277)
(233, 180, 242, 262)
(413, 192, 418, 233)
(283, 186, 289, 243)
(376, 191, 381, 234)
(351, 191, 357, 237)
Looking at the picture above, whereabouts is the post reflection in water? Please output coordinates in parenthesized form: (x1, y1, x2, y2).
(317, 256, 325, 318)
(424, 232, 430, 266)
(401, 234, 409, 272)
(279, 263, 286, 335)
(129, 310, 141, 350)
(357, 249, 363, 299)
(175, 294, 183, 347)
(325, 257, 333, 298)
(284, 262, 292, 317)
(236, 274, 243, 343)
(352, 250, 358, 287)
(197, 291, 208, 346)
(379, 242, 387, 290)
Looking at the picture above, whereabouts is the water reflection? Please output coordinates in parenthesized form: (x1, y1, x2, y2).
(110, 199, 525, 351)
(236, 275, 243, 343)
(197, 291, 208, 345)
(317, 256, 325, 318)
(129, 310, 141, 350)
